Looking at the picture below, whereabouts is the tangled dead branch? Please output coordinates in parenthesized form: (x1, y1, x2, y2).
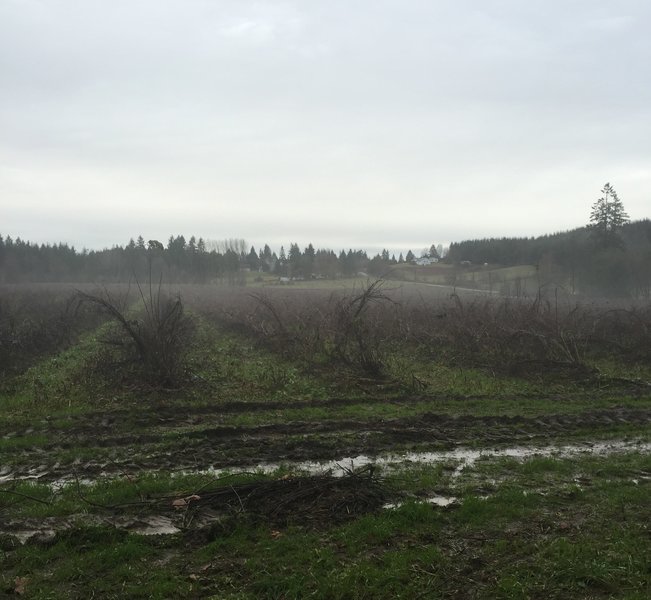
(76, 281, 193, 387)
(184, 467, 387, 525)
(73, 468, 388, 528)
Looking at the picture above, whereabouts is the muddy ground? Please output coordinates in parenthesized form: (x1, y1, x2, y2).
(2, 408, 650, 598)
(2, 397, 649, 484)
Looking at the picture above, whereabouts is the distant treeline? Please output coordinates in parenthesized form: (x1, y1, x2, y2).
(0, 234, 422, 284)
(448, 219, 651, 297)
(1, 221, 650, 296)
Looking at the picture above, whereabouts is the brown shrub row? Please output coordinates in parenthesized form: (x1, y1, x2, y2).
(0, 285, 105, 380)
(190, 282, 651, 378)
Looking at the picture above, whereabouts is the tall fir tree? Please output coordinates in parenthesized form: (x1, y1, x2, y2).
(590, 183, 630, 249)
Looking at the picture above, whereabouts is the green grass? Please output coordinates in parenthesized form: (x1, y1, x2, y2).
(387, 263, 539, 291)
(2, 307, 648, 431)
(4, 526, 192, 599)
(1, 290, 650, 598)
(3, 453, 649, 599)
(0, 472, 269, 520)
(1, 313, 649, 486)
(245, 274, 370, 290)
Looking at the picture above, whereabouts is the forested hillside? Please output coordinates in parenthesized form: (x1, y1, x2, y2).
(447, 219, 651, 297)
(2, 219, 650, 297)
(0, 235, 378, 284)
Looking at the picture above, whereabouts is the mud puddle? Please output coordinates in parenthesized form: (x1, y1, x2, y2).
(2, 514, 182, 545)
(197, 439, 650, 479)
(383, 495, 458, 510)
(2, 439, 648, 489)
(2, 441, 648, 544)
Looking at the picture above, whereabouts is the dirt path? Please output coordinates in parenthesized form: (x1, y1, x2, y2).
(3, 439, 649, 546)
(2, 406, 649, 483)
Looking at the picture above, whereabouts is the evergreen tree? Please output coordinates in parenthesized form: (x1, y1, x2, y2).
(303, 243, 316, 278)
(261, 244, 273, 272)
(276, 246, 287, 276)
(590, 183, 630, 249)
(288, 243, 302, 277)
(195, 237, 207, 282)
(247, 246, 260, 270)
(314, 249, 338, 279)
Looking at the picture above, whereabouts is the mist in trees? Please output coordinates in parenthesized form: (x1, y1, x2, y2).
(0, 234, 394, 286)
(447, 185, 649, 297)
(1, 185, 648, 297)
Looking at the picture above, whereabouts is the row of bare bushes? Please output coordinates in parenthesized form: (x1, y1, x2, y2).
(190, 282, 651, 379)
(75, 282, 194, 388)
(4, 281, 649, 389)
(191, 282, 395, 377)
(406, 293, 651, 376)
(0, 282, 195, 388)
(0, 286, 106, 380)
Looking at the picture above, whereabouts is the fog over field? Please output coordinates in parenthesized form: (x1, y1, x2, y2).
(1, 1, 650, 254)
(3, 5, 651, 597)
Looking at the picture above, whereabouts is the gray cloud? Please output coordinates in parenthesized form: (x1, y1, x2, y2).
(1, 1, 649, 252)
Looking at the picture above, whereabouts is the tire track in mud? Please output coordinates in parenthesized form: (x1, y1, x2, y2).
(4, 386, 650, 440)
(8, 407, 651, 448)
(2, 407, 650, 482)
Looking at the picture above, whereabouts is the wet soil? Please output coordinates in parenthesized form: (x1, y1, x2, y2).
(7, 384, 651, 432)
(0, 470, 389, 546)
(2, 404, 650, 483)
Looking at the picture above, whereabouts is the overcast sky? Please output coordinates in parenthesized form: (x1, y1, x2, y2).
(1, 0, 650, 255)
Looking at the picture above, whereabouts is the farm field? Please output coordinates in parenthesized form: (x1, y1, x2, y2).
(386, 263, 541, 296)
(1, 282, 650, 599)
